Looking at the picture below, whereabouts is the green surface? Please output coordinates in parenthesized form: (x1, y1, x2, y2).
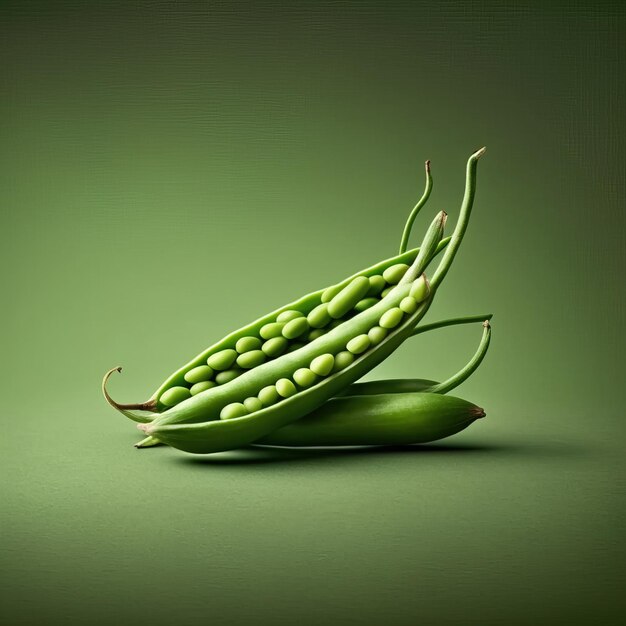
(1, 1, 624, 624)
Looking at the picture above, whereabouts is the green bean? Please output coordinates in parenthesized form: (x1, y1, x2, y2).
(276, 310, 303, 322)
(276, 378, 297, 399)
(310, 354, 335, 376)
(235, 336, 262, 353)
(399, 296, 418, 314)
(366, 275, 386, 296)
(184, 365, 214, 384)
(293, 368, 318, 388)
(282, 317, 309, 339)
(207, 349, 237, 371)
(236, 350, 266, 369)
(354, 297, 379, 313)
(215, 368, 241, 385)
(332, 351, 354, 372)
(367, 326, 387, 345)
(346, 334, 370, 355)
(190, 381, 216, 396)
(261, 336, 289, 358)
(382, 263, 410, 285)
(160, 386, 191, 407)
(379, 307, 404, 329)
(259, 322, 285, 340)
(243, 397, 263, 413)
(327, 276, 370, 319)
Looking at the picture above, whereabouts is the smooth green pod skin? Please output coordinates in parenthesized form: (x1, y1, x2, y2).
(337, 378, 437, 396)
(103, 239, 450, 420)
(327, 276, 370, 319)
(256, 393, 485, 447)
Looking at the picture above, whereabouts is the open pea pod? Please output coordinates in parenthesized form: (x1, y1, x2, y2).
(103, 157, 445, 420)
(139, 148, 486, 454)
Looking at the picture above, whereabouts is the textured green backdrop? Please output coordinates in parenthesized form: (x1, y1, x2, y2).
(2, 1, 624, 625)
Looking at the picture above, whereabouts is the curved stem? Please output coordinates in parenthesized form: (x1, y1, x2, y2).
(410, 313, 493, 337)
(429, 147, 486, 291)
(425, 320, 491, 394)
(135, 435, 163, 448)
(399, 211, 447, 285)
(399, 160, 433, 254)
(102, 367, 157, 423)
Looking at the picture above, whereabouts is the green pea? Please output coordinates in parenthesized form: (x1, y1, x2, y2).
(354, 297, 378, 313)
(207, 349, 237, 371)
(346, 334, 371, 355)
(276, 378, 297, 398)
(321, 283, 343, 303)
(327, 276, 370, 319)
(307, 303, 331, 328)
(261, 336, 288, 357)
(380, 286, 395, 298)
(236, 350, 266, 369)
(287, 342, 306, 353)
(310, 353, 334, 376)
(276, 309, 304, 322)
(382, 263, 410, 285)
(329, 319, 344, 329)
(160, 386, 191, 407)
(368, 326, 388, 345)
(220, 402, 248, 420)
(235, 336, 262, 353)
(215, 368, 242, 385)
(184, 365, 214, 384)
(367, 275, 386, 296)
(332, 351, 354, 372)
(282, 317, 309, 339)
(380, 307, 404, 329)
(307, 328, 327, 342)
(243, 397, 263, 413)
(400, 296, 418, 314)
(259, 322, 285, 339)
(293, 368, 318, 388)
(258, 385, 280, 406)
(410, 276, 429, 302)
(190, 380, 216, 396)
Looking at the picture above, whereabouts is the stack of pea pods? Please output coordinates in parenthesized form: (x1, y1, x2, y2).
(103, 148, 491, 455)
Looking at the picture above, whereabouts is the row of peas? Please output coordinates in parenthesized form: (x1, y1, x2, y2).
(219, 276, 429, 419)
(159, 262, 415, 408)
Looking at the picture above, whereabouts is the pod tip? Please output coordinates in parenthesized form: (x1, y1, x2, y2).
(425, 159, 431, 172)
(472, 407, 486, 419)
(483, 320, 491, 328)
(473, 146, 487, 159)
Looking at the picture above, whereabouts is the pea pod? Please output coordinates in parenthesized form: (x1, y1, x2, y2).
(139, 148, 486, 454)
(135, 315, 492, 448)
(255, 392, 485, 447)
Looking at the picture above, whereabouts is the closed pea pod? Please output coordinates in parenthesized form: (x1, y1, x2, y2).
(256, 393, 485, 447)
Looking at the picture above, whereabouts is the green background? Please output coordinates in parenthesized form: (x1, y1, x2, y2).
(2, 1, 624, 624)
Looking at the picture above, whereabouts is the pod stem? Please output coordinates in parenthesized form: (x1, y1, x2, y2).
(429, 147, 486, 291)
(400, 210, 447, 285)
(425, 320, 492, 394)
(135, 435, 162, 448)
(102, 367, 158, 423)
(410, 313, 493, 336)
(398, 160, 433, 254)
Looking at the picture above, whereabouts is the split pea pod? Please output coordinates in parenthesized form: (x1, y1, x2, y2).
(256, 392, 485, 447)
(140, 148, 486, 454)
